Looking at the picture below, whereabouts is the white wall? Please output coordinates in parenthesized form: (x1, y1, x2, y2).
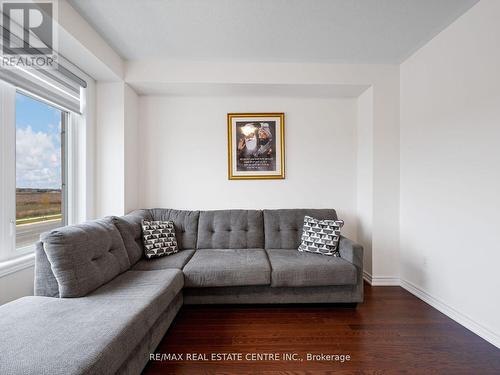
(139, 96, 359, 240)
(356, 88, 374, 276)
(124, 85, 140, 213)
(95, 82, 140, 217)
(95, 82, 125, 217)
(400, 0, 500, 347)
(371, 75, 400, 282)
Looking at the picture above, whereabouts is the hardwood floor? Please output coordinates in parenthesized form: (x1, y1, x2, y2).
(143, 283, 500, 374)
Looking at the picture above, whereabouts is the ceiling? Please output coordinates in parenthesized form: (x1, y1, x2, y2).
(68, 0, 478, 64)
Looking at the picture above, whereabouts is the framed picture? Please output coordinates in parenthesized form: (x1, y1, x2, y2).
(227, 112, 285, 180)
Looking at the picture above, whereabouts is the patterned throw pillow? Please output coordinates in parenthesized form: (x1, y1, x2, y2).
(141, 220, 178, 259)
(298, 216, 344, 256)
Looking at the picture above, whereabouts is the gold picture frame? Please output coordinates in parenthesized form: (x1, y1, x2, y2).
(227, 112, 285, 180)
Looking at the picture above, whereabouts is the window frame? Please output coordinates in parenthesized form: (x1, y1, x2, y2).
(0, 80, 16, 263)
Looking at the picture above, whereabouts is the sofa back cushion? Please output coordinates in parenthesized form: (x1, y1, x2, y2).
(263, 209, 338, 249)
(197, 210, 264, 249)
(40, 217, 130, 297)
(149, 209, 200, 249)
(112, 209, 151, 265)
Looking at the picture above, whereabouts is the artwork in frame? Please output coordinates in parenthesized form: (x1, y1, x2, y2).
(227, 113, 285, 180)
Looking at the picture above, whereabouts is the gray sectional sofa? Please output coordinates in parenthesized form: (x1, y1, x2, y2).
(0, 208, 363, 375)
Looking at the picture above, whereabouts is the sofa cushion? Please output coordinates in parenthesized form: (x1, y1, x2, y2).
(266, 249, 357, 287)
(183, 249, 271, 287)
(197, 210, 264, 249)
(112, 210, 151, 265)
(132, 249, 195, 271)
(40, 217, 130, 298)
(263, 209, 338, 249)
(141, 220, 178, 258)
(298, 216, 344, 256)
(0, 269, 183, 375)
(149, 208, 200, 249)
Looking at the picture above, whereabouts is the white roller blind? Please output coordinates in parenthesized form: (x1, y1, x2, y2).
(0, 23, 87, 114)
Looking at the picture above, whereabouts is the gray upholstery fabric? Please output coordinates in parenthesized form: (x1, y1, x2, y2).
(112, 210, 151, 265)
(0, 270, 183, 375)
(89, 269, 183, 300)
(184, 284, 362, 304)
(149, 208, 200, 249)
(183, 248, 271, 287)
(115, 293, 182, 375)
(338, 235, 364, 302)
(40, 217, 130, 297)
(263, 209, 338, 249)
(34, 241, 59, 297)
(132, 249, 195, 271)
(197, 210, 264, 249)
(266, 249, 357, 287)
(339, 236, 364, 270)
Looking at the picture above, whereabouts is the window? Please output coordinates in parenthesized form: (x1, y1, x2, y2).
(0, 71, 88, 263)
(15, 92, 67, 251)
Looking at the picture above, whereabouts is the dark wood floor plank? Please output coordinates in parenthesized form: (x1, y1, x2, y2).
(143, 283, 500, 374)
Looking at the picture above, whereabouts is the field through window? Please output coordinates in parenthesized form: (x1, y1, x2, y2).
(15, 93, 65, 250)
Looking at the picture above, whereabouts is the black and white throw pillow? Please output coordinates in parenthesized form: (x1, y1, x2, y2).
(141, 220, 178, 259)
(298, 216, 344, 256)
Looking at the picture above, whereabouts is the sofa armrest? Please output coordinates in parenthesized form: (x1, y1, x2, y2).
(339, 236, 363, 270)
(34, 241, 60, 297)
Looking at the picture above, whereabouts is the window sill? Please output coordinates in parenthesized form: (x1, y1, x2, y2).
(0, 252, 35, 278)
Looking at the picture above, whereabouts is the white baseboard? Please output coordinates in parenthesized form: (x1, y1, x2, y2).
(363, 271, 400, 286)
(362, 270, 372, 284)
(400, 279, 500, 349)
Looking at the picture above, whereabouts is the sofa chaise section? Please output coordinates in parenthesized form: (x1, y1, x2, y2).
(0, 269, 183, 375)
(24, 216, 185, 375)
